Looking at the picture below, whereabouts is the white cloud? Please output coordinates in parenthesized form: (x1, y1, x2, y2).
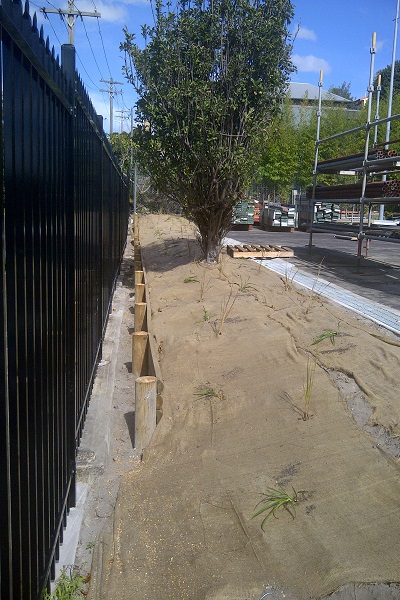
(297, 27, 317, 42)
(120, 0, 152, 5)
(31, 0, 131, 24)
(89, 90, 110, 121)
(292, 54, 331, 74)
(77, 1, 129, 23)
(376, 40, 385, 52)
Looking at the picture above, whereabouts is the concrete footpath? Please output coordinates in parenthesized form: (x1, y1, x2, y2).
(55, 226, 400, 599)
(229, 228, 400, 312)
(54, 232, 139, 587)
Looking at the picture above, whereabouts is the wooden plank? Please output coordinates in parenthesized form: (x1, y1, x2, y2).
(226, 245, 294, 259)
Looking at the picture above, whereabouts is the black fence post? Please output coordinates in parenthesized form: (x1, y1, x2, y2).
(61, 43, 77, 511)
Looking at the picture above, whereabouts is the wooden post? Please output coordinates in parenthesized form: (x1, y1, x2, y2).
(132, 331, 149, 379)
(135, 376, 157, 450)
(134, 302, 147, 332)
(135, 282, 145, 303)
(134, 213, 139, 243)
(134, 247, 142, 263)
(135, 270, 144, 285)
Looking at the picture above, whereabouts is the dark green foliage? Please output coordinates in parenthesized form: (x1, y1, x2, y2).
(121, 0, 295, 262)
(109, 131, 132, 173)
(328, 81, 354, 100)
(374, 61, 400, 100)
(257, 96, 366, 198)
(43, 568, 85, 599)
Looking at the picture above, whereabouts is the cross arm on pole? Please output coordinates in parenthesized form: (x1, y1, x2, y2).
(41, 8, 100, 17)
(41, 1, 101, 45)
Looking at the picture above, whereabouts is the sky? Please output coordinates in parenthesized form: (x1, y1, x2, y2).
(28, 0, 400, 132)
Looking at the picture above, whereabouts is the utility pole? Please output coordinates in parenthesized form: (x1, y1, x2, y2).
(115, 109, 130, 133)
(100, 78, 123, 134)
(41, 0, 100, 45)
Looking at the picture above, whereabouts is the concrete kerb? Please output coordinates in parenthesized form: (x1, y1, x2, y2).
(76, 281, 128, 483)
(53, 231, 138, 588)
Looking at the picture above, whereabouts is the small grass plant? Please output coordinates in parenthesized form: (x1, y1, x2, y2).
(43, 567, 86, 600)
(215, 284, 237, 335)
(217, 253, 228, 279)
(305, 259, 327, 314)
(302, 355, 316, 420)
(199, 270, 213, 301)
(154, 227, 164, 239)
(184, 275, 199, 284)
(311, 329, 338, 347)
(196, 306, 213, 323)
(252, 486, 307, 530)
(194, 386, 221, 400)
(282, 265, 297, 291)
(236, 275, 258, 293)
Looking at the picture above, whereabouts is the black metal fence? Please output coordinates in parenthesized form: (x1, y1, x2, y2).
(0, 1, 130, 598)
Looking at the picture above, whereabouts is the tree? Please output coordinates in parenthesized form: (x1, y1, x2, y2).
(109, 131, 181, 213)
(257, 96, 300, 198)
(109, 132, 133, 173)
(328, 81, 353, 100)
(256, 93, 366, 198)
(121, 0, 295, 262)
(374, 61, 400, 99)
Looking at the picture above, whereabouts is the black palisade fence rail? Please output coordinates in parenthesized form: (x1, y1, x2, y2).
(0, 0, 130, 598)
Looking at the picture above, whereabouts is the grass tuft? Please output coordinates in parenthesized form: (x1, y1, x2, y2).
(196, 306, 213, 323)
(302, 356, 316, 420)
(43, 567, 86, 600)
(236, 275, 258, 293)
(215, 285, 237, 335)
(194, 386, 221, 400)
(311, 329, 338, 346)
(199, 270, 213, 301)
(252, 486, 307, 530)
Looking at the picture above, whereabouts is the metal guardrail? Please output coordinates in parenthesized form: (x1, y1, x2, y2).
(0, 1, 130, 598)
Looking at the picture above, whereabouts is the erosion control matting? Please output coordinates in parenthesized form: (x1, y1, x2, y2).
(89, 215, 400, 600)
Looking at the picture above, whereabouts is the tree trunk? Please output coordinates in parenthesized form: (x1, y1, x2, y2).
(196, 206, 233, 264)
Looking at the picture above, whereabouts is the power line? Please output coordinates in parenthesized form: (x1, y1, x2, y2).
(36, 8, 65, 47)
(37, 0, 131, 125)
(78, 11, 104, 79)
(84, 0, 112, 77)
(75, 51, 102, 90)
(41, 0, 100, 45)
(96, 17, 112, 78)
